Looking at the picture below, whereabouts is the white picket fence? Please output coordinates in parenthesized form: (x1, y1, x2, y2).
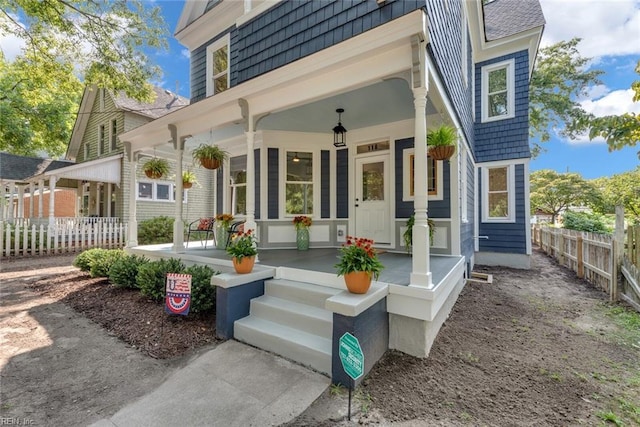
(0, 220, 128, 257)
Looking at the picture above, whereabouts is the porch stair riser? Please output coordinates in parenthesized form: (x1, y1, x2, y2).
(234, 280, 341, 376)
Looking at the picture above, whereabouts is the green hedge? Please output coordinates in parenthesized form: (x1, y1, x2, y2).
(563, 211, 611, 234)
(138, 216, 174, 245)
(109, 254, 149, 289)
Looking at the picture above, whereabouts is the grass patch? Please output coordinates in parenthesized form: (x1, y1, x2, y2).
(596, 410, 624, 426)
(602, 304, 640, 347)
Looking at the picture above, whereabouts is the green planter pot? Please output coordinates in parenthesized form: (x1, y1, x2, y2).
(216, 225, 229, 250)
(296, 228, 310, 251)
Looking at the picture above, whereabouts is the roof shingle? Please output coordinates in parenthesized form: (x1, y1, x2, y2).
(483, 0, 545, 41)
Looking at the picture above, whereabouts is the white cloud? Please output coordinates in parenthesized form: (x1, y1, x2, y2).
(0, 13, 27, 61)
(181, 48, 190, 59)
(539, 0, 640, 59)
(581, 88, 640, 116)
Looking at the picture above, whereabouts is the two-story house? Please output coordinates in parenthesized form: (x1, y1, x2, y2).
(122, 0, 544, 385)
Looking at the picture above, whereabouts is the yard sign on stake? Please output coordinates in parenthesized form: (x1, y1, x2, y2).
(339, 332, 364, 421)
(165, 273, 192, 315)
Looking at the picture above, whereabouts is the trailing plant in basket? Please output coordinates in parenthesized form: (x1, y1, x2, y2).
(226, 229, 258, 261)
(426, 124, 457, 148)
(142, 157, 170, 179)
(335, 236, 384, 280)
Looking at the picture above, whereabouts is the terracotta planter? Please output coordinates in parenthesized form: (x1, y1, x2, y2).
(343, 271, 373, 294)
(428, 145, 455, 161)
(144, 170, 163, 179)
(182, 182, 193, 189)
(232, 256, 255, 274)
(199, 158, 221, 170)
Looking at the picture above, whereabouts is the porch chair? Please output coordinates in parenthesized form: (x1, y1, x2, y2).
(225, 220, 246, 248)
(186, 217, 216, 249)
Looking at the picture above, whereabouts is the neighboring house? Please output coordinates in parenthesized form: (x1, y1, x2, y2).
(121, 0, 544, 380)
(0, 152, 75, 224)
(1, 86, 217, 228)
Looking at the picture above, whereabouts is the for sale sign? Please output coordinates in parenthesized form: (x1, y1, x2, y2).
(165, 273, 192, 315)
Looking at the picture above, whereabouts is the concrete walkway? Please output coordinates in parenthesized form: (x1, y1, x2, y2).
(91, 340, 329, 427)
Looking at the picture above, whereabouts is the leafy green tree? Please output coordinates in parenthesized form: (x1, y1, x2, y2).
(0, 51, 81, 156)
(530, 169, 600, 224)
(584, 60, 640, 157)
(529, 38, 603, 157)
(0, 0, 168, 155)
(591, 167, 640, 224)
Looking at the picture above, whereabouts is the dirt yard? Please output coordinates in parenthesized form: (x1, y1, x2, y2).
(1, 249, 639, 426)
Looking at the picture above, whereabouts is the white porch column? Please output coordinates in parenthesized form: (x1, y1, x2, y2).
(29, 182, 35, 218)
(245, 131, 256, 234)
(16, 185, 25, 218)
(0, 184, 5, 221)
(410, 36, 432, 288)
(48, 176, 57, 228)
(7, 182, 15, 222)
(124, 142, 138, 247)
(169, 124, 186, 253)
(38, 179, 44, 218)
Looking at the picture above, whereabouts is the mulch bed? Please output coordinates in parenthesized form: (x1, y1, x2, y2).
(29, 270, 219, 359)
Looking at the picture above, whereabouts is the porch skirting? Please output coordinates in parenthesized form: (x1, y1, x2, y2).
(475, 251, 531, 270)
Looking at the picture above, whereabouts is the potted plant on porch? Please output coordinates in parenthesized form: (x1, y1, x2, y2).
(292, 215, 312, 250)
(226, 229, 258, 274)
(192, 144, 228, 170)
(426, 124, 457, 161)
(214, 213, 234, 249)
(142, 157, 170, 179)
(335, 236, 384, 294)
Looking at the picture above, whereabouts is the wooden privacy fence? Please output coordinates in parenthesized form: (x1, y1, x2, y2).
(532, 225, 615, 297)
(0, 220, 128, 258)
(532, 222, 640, 312)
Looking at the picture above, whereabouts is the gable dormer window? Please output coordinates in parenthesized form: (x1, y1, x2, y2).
(206, 35, 230, 97)
(481, 59, 515, 122)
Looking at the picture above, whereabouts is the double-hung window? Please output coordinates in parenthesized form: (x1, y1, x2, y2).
(482, 165, 515, 222)
(481, 59, 515, 122)
(403, 149, 443, 201)
(206, 35, 229, 97)
(110, 119, 117, 151)
(285, 151, 313, 215)
(137, 180, 187, 203)
(99, 125, 106, 155)
(230, 156, 247, 215)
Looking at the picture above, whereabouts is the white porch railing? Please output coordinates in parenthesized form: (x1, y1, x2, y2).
(0, 218, 128, 257)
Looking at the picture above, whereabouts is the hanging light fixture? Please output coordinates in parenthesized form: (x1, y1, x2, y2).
(333, 108, 347, 148)
(292, 152, 300, 162)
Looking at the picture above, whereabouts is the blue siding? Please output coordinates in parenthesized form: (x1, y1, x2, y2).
(478, 164, 527, 254)
(474, 50, 531, 162)
(336, 149, 348, 218)
(425, 1, 475, 155)
(191, 0, 423, 102)
(461, 151, 475, 262)
(267, 148, 279, 219)
(321, 150, 330, 218)
(216, 166, 223, 214)
(394, 137, 451, 219)
(254, 149, 260, 219)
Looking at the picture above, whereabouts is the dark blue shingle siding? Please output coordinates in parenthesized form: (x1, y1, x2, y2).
(254, 149, 260, 219)
(478, 164, 527, 254)
(474, 50, 531, 162)
(321, 150, 330, 218)
(336, 148, 349, 218)
(267, 148, 279, 219)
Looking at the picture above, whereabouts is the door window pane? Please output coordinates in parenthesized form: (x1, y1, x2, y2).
(362, 162, 384, 201)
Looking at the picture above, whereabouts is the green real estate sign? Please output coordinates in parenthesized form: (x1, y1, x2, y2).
(339, 332, 364, 380)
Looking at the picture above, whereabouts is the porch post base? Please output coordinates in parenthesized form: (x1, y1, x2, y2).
(409, 271, 433, 288)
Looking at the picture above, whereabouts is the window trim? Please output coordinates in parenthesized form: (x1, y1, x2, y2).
(98, 124, 106, 155)
(281, 149, 316, 217)
(481, 59, 515, 123)
(110, 119, 117, 151)
(205, 34, 230, 97)
(481, 164, 515, 223)
(402, 148, 443, 202)
(136, 180, 188, 203)
(460, 144, 468, 223)
(229, 155, 247, 216)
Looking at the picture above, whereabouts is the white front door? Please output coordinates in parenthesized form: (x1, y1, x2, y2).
(355, 155, 391, 244)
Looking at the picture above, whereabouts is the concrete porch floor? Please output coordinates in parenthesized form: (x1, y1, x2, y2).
(135, 241, 463, 287)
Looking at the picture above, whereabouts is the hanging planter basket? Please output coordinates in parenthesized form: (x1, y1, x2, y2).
(145, 170, 163, 179)
(182, 182, 193, 189)
(199, 158, 221, 170)
(428, 145, 456, 161)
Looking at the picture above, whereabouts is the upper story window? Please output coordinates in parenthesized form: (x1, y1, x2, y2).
(230, 155, 247, 215)
(99, 124, 106, 155)
(206, 35, 230, 97)
(402, 149, 443, 202)
(110, 119, 117, 151)
(481, 59, 515, 122)
(481, 164, 515, 223)
(285, 151, 313, 215)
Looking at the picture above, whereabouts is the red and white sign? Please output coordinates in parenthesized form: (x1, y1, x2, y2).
(165, 273, 192, 316)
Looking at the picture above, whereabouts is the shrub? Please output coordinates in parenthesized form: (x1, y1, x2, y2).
(89, 249, 126, 278)
(74, 248, 106, 272)
(563, 211, 611, 234)
(185, 264, 218, 314)
(109, 254, 149, 289)
(137, 258, 185, 301)
(138, 216, 174, 245)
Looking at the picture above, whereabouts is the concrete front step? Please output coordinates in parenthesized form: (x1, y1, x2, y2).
(233, 279, 342, 376)
(249, 295, 333, 338)
(264, 279, 341, 309)
(234, 317, 332, 375)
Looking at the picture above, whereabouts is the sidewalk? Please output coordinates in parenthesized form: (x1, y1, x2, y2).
(91, 340, 329, 427)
